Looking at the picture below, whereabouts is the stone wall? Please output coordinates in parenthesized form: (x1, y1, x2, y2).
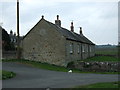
(65, 40, 82, 63)
(22, 19, 66, 66)
(69, 61, 119, 72)
(2, 51, 17, 59)
(65, 40, 95, 64)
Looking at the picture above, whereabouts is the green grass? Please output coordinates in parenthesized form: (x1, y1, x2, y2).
(2, 59, 119, 74)
(75, 81, 120, 88)
(95, 47, 118, 56)
(83, 56, 118, 62)
(3, 59, 69, 72)
(0, 70, 16, 80)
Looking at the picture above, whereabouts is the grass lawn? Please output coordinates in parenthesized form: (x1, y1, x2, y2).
(0, 70, 16, 80)
(75, 81, 120, 88)
(83, 56, 118, 62)
(2, 59, 119, 74)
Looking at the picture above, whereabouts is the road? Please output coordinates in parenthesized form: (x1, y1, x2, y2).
(2, 62, 119, 88)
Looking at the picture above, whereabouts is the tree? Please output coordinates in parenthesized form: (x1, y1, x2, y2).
(1, 27, 15, 51)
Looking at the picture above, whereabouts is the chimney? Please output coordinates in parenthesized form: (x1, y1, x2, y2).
(55, 15, 61, 27)
(14, 32, 16, 36)
(41, 15, 44, 19)
(10, 30, 13, 35)
(80, 27, 83, 34)
(70, 22, 74, 32)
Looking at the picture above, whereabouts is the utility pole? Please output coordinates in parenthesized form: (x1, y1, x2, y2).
(17, 0, 20, 59)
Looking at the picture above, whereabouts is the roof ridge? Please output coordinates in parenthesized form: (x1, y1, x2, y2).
(23, 18, 95, 45)
(44, 19, 94, 45)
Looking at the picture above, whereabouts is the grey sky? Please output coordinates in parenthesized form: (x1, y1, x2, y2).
(0, 0, 119, 45)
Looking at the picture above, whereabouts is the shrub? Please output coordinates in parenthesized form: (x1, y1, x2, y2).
(67, 61, 75, 68)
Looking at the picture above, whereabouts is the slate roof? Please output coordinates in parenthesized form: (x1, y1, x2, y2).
(23, 18, 95, 45)
(45, 19, 95, 45)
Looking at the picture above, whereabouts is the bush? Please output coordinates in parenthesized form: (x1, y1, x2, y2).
(2, 70, 16, 80)
(67, 61, 75, 68)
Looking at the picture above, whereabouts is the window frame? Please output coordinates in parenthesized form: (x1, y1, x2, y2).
(77, 44, 80, 54)
(69, 43, 73, 54)
(82, 44, 85, 53)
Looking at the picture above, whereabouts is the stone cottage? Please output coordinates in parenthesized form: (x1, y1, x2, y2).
(21, 15, 95, 66)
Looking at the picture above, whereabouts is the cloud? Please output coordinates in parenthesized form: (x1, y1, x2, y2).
(1, 0, 118, 45)
(0, 0, 119, 3)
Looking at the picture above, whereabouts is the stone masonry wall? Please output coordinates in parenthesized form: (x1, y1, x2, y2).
(2, 51, 17, 59)
(65, 40, 95, 64)
(72, 61, 120, 72)
(22, 19, 66, 66)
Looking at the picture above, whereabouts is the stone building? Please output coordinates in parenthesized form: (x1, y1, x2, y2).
(9, 30, 23, 50)
(9, 30, 17, 44)
(22, 15, 95, 66)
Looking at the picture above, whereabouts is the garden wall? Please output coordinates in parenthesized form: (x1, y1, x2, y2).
(2, 51, 17, 59)
(69, 61, 119, 72)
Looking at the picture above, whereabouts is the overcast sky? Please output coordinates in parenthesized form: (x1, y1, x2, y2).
(0, 0, 119, 45)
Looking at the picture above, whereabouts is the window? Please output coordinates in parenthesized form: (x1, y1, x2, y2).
(77, 44, 80, 54)
(70, 43, 73, 54)
(14, 39, 16, 43)
(82, 44, 85, 53)
(86, 45, 88, 52)
(90, 46, 92, 52)
(11, 38, 13, 42)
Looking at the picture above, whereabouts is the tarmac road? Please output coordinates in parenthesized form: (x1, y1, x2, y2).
(2, 62, 119, 88)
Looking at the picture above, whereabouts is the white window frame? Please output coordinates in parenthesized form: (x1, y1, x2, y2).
(82, 44, 85, 53)
(70, 43, 73, 54)
(86, 45, 88, 52)
(77, 44, 80, 54)
(90, 46, 92, 52)
(11, 38, 13, 42)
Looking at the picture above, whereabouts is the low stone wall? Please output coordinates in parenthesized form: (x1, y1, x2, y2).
(69, 61, 119, 72)
(2, 51, 17, 59)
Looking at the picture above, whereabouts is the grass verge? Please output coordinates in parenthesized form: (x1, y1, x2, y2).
(2, 59, 119, 74)
(0, 70, 16, 80)
(75, 81, 120, 88)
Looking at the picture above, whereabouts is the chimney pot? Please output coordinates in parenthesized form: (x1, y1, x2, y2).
(10, 30, 13, 35)
(42, 15, 44, 19)
(55, 15, 61, 27)
(70, 22, 74, 32)
(80, 27, 82, 34)
(57, 15, 59, 20)
(14, 32, 16, 36)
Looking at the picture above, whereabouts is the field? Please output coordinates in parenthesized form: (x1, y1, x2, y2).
(95, 46, 118, 56)
(84, 56, 118, 62)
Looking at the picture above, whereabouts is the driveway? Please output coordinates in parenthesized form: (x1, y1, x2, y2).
(2, 62, 119, 88)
